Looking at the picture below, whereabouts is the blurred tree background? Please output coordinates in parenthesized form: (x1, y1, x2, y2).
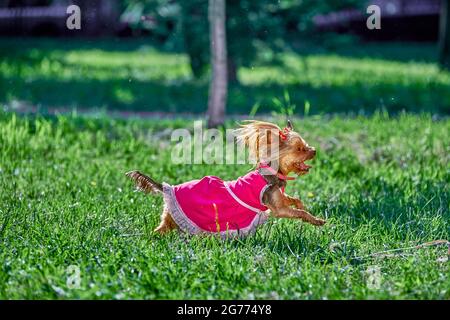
(122, 0, 363, 81)
(1, 0, 449, 117)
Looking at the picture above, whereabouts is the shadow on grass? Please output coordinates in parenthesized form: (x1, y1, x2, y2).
(237, 176, 448, 263)
(1, 38, 449, 115)
(290, 40, 441, 64)
(1, 37, 180, 54)
(1, 37, 441, 62)
(2, 76, 449, 115)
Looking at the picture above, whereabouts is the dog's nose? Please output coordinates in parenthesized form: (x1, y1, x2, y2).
(310, 148, 316, 156)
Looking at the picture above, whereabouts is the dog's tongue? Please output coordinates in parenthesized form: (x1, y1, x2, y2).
(298, 162, 311, 171)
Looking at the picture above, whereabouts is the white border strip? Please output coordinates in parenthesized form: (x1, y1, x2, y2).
(162, 183, 202, 234)
(223, 182, 261, 214)
(259, 184, 271, 207)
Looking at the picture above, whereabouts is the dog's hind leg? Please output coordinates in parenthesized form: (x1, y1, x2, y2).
(154, 206, 179, 234)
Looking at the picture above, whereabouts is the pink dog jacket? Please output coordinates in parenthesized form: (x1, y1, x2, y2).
(162, 170, 271, 237)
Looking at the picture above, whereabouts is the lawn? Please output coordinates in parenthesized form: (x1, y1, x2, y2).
(1, 38, 450, 115)
(0, 110, 448, 299)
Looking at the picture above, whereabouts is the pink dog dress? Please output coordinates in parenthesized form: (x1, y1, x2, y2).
(162, 170, 272, 237)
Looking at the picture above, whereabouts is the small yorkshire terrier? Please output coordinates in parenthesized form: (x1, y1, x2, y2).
(126, 120, 325, 237)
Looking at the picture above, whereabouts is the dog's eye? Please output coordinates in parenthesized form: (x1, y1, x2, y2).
(297, 147, 304, 152)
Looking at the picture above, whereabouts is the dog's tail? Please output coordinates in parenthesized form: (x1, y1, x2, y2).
(125, 170, 163, 194)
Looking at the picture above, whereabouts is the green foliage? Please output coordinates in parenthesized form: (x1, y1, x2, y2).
(121, 0, 181, 45)
(0, 111, 448, 299)
(179, 0, 209, 77)
(271, 90, 296, 120)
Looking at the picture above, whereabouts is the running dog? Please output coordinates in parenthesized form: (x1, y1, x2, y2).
(126, 120, 325, 237)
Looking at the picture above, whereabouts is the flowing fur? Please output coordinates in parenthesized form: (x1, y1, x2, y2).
(233, 120, 291, 165)
(126, 170, 163, 194)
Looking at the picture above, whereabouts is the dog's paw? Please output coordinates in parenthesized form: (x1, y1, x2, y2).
(312, 218, 326, 226)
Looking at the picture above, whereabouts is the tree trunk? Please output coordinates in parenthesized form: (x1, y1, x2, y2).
(439, 0, 450, 69)
(207, 0, 228, 128)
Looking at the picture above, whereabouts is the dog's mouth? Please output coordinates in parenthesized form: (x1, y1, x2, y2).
(295, 161, 312, 174)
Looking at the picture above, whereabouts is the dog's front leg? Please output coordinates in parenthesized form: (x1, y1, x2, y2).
(285, 195, 305, 210)
(263, 187, 326, 226)
(268, 205, 326, 226)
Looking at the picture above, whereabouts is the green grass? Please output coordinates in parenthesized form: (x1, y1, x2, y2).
(1, 38, 449, 115)
(0, 110, 448, 299)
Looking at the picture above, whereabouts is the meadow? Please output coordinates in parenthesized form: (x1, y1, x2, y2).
(0, 111, 448, 299)
(1, 38, 450, 115)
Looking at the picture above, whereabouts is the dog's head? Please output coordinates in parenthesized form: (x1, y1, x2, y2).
(278, 120, 316, 175)
(235, 120, 316, 176)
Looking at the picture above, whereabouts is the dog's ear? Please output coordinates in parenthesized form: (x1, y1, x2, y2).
(287, 119, 293, 131)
